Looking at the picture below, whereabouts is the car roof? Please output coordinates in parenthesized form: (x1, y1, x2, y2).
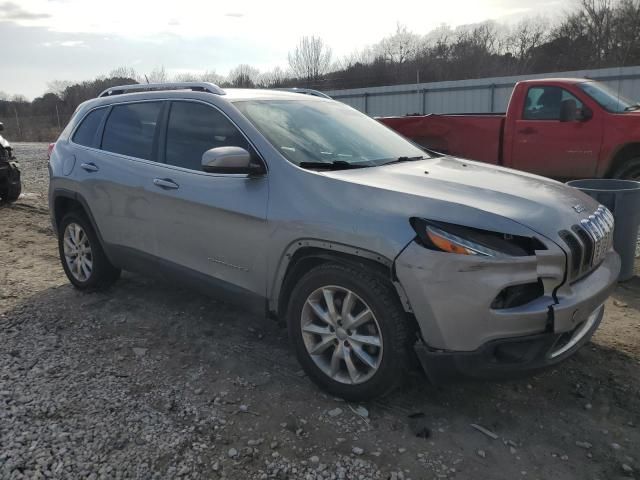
(223, 88, 329, 101)
(76, 86, 328, 115)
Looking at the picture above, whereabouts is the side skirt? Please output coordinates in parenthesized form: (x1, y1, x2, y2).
(106, 244, 268, 317)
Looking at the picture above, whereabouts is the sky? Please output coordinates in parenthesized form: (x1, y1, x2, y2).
(0, 0, 567, 99)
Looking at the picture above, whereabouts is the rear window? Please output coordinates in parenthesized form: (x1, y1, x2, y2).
(72, 108, 107, 147)
(101, 102, 163, 160)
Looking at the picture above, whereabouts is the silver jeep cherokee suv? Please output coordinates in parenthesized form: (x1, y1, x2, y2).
(49, 82, 621, 400)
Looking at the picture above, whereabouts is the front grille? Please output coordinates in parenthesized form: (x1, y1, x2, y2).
(560, 205, 614, 280)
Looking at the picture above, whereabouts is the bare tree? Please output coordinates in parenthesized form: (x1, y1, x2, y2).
(613, 0, 640, 64)
(582, 0, 616, 64)
(142, 66, 169, 84)
(200, 70, 225, 85)
(257, 66, 288, 88)
(376, 24, 421, 64)
(341, 46, 376, 68)
(288, 36, 332, 84)
(173, 70, 226, 84)
(45, 80, 73, 100)
(173, 71, 200, 82)
(109, 66, 138, 80)
(555, 0, 616, 66)
(227, 64, 259, 88)
(505, 18, 548, 65)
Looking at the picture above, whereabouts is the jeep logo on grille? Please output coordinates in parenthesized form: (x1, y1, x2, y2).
(573, 204, 586, 213)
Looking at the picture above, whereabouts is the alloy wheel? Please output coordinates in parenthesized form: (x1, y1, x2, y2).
(301, 286, 383, 384)
(63, 222, 93, 282)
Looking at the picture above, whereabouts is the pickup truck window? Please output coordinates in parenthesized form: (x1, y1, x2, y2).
(523, 86, 583, 121)
(578, 81, 638, 113)
(234, 99, 428, 168)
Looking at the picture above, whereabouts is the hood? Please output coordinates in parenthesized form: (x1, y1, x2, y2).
(324, 156, 601, 244)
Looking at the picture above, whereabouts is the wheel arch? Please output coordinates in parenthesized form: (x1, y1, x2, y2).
(271, 240, 413, 320)
(52, 189, 107, 248)
(605, 142, 640, 178)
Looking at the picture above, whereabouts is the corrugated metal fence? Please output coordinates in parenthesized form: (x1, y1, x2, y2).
(325, 65, 640, 117)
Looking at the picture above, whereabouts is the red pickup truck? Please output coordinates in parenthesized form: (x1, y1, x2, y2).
(379, 78, 640, 180)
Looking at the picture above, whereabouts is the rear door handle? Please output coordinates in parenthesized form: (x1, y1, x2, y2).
(153, 178, 179, 190)
(80, 162, 99, 172)
(518, 127, 537, 135)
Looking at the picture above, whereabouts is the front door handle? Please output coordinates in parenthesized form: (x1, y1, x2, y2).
(153, 178, 180, 190)
(80, 162, 99, 172)
(518, 127, 537, 135)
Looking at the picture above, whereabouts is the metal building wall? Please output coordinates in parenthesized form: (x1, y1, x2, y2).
(325, 65, 640, 116)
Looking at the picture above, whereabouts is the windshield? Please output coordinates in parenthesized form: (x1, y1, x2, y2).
(233, 99, 428, 167)
(578, 81, 638, 113)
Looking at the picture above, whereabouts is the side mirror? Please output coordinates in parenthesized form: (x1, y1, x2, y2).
(0, 122, 4, 132)
(201, 147, 265, 175)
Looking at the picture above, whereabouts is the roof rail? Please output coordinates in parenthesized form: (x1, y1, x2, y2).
(277, 88, 332, 99)
(98, 82, 225, 98)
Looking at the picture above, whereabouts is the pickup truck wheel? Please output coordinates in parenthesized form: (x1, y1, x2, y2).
(287, 263, 411, 401)
(58, 211, 121, 290)
(612, 157, 640, 180)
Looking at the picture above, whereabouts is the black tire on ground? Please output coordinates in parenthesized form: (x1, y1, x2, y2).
(4, 168, 21, 202)
(287, 263, 413, 401)
(58, 211, 121, 290)
(612, 157, 640, 180)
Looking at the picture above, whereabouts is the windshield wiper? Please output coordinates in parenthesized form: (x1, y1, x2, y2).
(624, 104, 640, 111)
(298, 160, 369, 170)
(379, 155, 425, 166)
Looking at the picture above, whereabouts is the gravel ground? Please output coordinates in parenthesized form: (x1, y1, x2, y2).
(1, 143, 639, 479)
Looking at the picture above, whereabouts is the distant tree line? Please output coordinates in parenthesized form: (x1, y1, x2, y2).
(1, 0, 638, 142)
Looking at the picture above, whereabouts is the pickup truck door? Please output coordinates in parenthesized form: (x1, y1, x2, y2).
(509, 85, 602, 178)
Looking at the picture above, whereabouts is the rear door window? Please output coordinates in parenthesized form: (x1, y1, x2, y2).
(165, 101, 250, 171)
(72, 107, 107, 147)
(101, 102, 163, 160)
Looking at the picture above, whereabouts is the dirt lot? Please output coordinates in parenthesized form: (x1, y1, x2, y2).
(1, 143, 639, 480)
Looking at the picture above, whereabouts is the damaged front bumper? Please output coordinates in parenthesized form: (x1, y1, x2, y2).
(395, 241, 620, 382)
(414, 304, 604, 384)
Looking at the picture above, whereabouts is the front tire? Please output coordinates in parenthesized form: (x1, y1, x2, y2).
(58, 211, 121, 290)
(287, 263, 412, 401)
(612, 157, 640, 180)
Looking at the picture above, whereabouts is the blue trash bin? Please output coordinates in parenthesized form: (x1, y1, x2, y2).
(567, 179, 640, 281)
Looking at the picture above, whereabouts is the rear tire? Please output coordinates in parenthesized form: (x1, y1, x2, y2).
(612, 157, 640, 180)
(287, 263, 412, 401)
(58, 211, 121, 290)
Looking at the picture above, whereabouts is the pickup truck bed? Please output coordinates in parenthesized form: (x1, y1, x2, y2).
(381, 114, 505, 165)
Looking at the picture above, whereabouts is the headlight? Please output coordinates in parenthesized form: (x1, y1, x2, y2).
(425, 224, 504, 257)
(410, 218, 545, 257)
